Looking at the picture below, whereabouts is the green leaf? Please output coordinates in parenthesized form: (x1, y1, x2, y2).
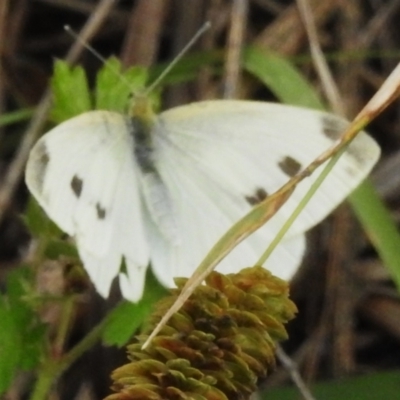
(350, 181, 400, 289)
(43, 239, 79, 260)
(6, 266, 34, 303)
(19, 323, 47, 370)
(243, 46, 324, 109)
(102, 269, 168, 346)
(23, 197, 61, 238)
(261, 369, 400, 400)
(95, 57, 148, 112)
(24, 198, 78, 260)
(51, 60, 92, 123)
(148, 50, 223, 87)
(0, 297, 22, 395)
(0, 268, 46, 395)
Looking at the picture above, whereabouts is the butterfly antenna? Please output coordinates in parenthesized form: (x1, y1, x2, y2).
(65, 22, 210, 97)
(143, 21, 211, 96)
(64, 25, 133, 88)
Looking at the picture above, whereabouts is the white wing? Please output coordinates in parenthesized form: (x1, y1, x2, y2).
(25, 101, 380, 301)
(25, 111, 150, 301)
(148, 100, 379, 285)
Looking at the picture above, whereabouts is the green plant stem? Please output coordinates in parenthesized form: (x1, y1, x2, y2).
(258, 147, 347, 265)
(0, 108, 33, 127)
(30, 307, 116, 400)
(54, 296, 75, 357)
(350, 181, 400, 290)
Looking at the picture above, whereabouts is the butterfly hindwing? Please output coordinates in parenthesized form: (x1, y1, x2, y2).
(146, 150, 306, 285)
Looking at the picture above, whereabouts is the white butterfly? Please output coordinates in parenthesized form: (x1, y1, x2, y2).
(25, 96, 380, 302)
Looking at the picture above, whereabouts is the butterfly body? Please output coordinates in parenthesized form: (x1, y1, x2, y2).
(26, 100, 380, 301)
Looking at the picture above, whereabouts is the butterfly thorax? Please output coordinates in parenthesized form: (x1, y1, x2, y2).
(130, 95, 157, 173)
(131, 117, 155, 173)
(129, 95, 180, 245)
(130, 93, 155, 127)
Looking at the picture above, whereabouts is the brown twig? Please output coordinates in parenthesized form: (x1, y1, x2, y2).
(120, 0, 168, 67)
(0, 0, 9, 133)
(296, 0, 344, 114)
(223, 0, 248, 98)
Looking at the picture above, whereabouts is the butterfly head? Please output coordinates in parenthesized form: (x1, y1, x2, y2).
(129, 93, 157, 130)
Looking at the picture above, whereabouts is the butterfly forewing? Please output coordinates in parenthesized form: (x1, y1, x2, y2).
(155, 101, 379, 235)
(149, 100, 379, 281)
(26, 111, 151, 299)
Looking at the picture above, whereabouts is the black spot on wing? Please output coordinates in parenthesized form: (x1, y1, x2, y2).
(32, 141, 50, 192)
(322, 115, 348, 140)
(71, 175, 83, 198)
(322, 115, 368, 166)
(245, 187, 269, 206)
(345, 165, 358, 177)
(346, 143, 369, 166)
(96, 203, 106, 220)
(278, 156, 301, 177)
